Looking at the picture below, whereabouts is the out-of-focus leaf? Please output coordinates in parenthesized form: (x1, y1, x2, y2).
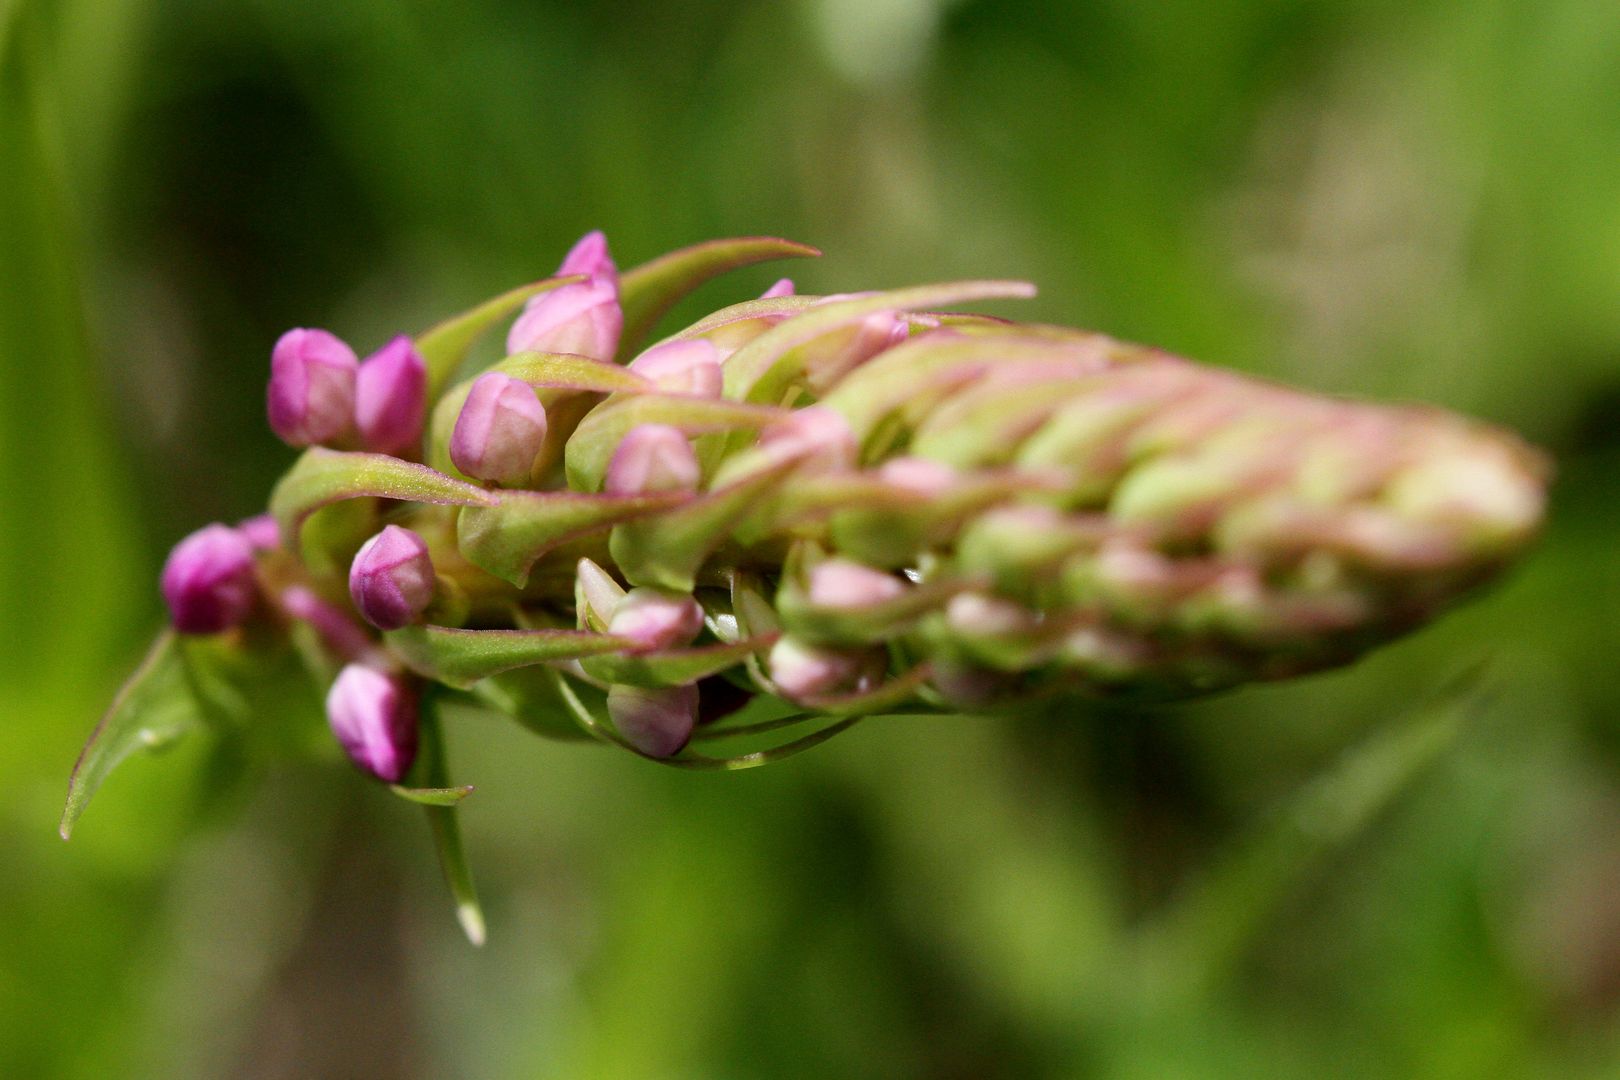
(384, 624, 632, 689)
(60, 632, 201, 840)
(389, 783, 475, 806)
(414, 274, 584, 400)
(457, 488, 685, 586)
(617, 236, 820, 358)
(414, 702, 483, 945)
(269, 448, 494, 544)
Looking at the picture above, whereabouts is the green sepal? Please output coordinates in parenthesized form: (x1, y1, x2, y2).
(384, 624, 632, 689)
(616, 236, 820, 358)
(413, 700, 484, 945)
(61, 632, 201, 839)
(270, 448, 494, 545)
(390, 783, 475, 806)
(608, 457, 800, 591)
(580, 636, 775, 689)
(414, 273, 585, 401)
(457, 489, 686, 586)
(565, 394, 785, 493)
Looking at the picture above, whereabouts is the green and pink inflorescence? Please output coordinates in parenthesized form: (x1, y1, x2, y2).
(64, 232, 1549, 941)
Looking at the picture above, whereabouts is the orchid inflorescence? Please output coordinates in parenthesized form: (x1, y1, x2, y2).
(65, 231, 1548, 941)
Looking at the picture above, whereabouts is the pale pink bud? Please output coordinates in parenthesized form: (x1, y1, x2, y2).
(348, 525, 435, 631)
(160, 523, 257, 634)
(628, 339, 723, 397)
(877, 456, 958, 495)
(237, 513, 282, 551)
(326, 664, 418, 782)
(354, 335, 427, 455)
(450, 372, 548, 486)
(603, 423, 702, 496)
(767, 636, 886, 700)
(807, 559, 905, 608)
(757, 406, 858, 470)
(607, 588, 705, 652)
(558, 229, 617, 284)
(505, 277, 622, 360)
(760, 278, 795, 298)
(267, 328, 358, 447)
(945, 592, 1038, 637)
(607, 683, 698, 758)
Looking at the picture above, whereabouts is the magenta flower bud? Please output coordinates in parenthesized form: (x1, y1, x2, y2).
(450, 372, 548, 486)
(607, 683, 698, 758)
(348, 525, 435, 630)
(607, 587, 705, 652)
(757, 406, 858, 470)
(768, 636, 887, 700)
(354, 335, 427, 455)
(760, 278, 795, 298)
(160, 523, 258, 634)
(604, 423, 702, 496)
(325, 664, 419, 783)
(558, 229, 617, 283)
(628, 339, 723, 397)
(266, 328, 358, 447)
(236, 513, 282, 551)
(807, 558, 906, 608)
(505, 276, 623, 361)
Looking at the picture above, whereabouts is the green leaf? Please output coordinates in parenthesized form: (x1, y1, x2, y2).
(269, 448, 495, 544)
(564, 394, 785, 493)
(61, 632, 202, 840)
(457, 489, 685, 586)
(414, 703, 484, 945)
(491, 350, 653, 393)
(463, 667, 592, 740)
(384, 624, 631, 689)
(390, 783, 475, 806)
(414, 273, 585, 400)
(617, 236, 820, 358)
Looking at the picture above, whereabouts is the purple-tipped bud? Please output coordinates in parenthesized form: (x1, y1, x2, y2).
(266, 328, 358, 447)
(757, 406, 858, 470)
(558, 229, 617, 284)
(607, 587, 705, 652)
(761, 278, 795, 299)
(506, 263, 623, 361)
(604, 423, 702, 496)
(807, 558, 906, 608)
(767, 636, 887, 700)
(348, 525, 435, 630)
(237, 513, 282, 551)
(161, 524, 257, 634)
(878, 456, 957, 495)
(354, 335, 427, 455)
(629, 339, 723, 397)
(450, 372, 548, 486)
(607, 683, 698, 758)
(325, 664, 419, 782)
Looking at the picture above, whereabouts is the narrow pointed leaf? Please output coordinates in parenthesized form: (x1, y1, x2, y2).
(617, 236, 820, 357)
(580, 635, 776, 688)
(415, 704, 484, 945)
(414, 274, 585, 399)
(385, 624, 632, 688)
(390, 784, 475, 806)
(61, 632, 201, 839)
(492, 350, 654, 393)
(457, 489, 686, 586)
(270, 448, 494, 544)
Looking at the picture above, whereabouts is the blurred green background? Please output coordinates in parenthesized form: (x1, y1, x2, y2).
(4, 0, 1619, 1076)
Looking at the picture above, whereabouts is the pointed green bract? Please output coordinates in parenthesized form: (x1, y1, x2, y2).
(414, 274, 585, 400)
(565, 395, 785, 492)
(457, 489, 686, 586)
(580, 636, 775, 689)
(385, 624, 632, 688)
(269, 448, 494, 544)
(491, 350, 654, 393)
(390, 784, 475, 806)
(616, 236, 820, 358)
(414, 705, 484, 945)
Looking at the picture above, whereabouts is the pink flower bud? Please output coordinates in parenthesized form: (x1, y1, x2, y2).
(628, 339, 723, 397)
(237, 513, 282, 551)
(325, 664, 419, 783)
(760, 278, 795, 298)
(878, 456, 957, 495)
(807, 558, 905, 608)
(767, 636, 886, 700)
(348, 525, 435, 630)
(607, 683, 698, 758)
(450, 372, 548, 486)
(266, 328, 358, 447)
(354, 335, 427, 455)
(558, 229, 617, 284)
(161, 523, 258, 634)
(604, 423, 702, 496)
(607, 587, 705, 652)
(757, 406, 858, 470)
(506, 277, 623, 361)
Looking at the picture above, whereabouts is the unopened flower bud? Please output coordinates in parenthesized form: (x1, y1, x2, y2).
(760, 278, 795, 298)
(607, 587, 705, 652)
(604, 423, 702, 496)
(629, 339, 723, 397)
(506, 277, 623, 360)
(450, 372, 548, 486)
(757, 406, 858, 470)
(161, 523, 258, 634)
(237, 513, 282, 551)
(266, 328, 358, 447)
(349, 525, 435, 630)
(326, 663, 419, 782)
(767, 636, 886, 700)
(878, 455, 957, 495)
(800, 310, 908, 392)
(607, 683, 698, 757)
(354, 335, 427, 454)
(807, 558, 905, 608)
(558, 229, 617, 283)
